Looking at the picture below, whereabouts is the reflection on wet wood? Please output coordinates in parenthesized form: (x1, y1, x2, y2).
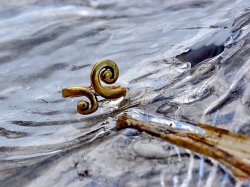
(116, 113, 250, 180)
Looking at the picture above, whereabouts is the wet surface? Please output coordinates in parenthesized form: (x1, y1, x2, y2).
(1, 0, 250, 186)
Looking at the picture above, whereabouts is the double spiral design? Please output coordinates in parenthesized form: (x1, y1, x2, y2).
(62, 59, 126, 115)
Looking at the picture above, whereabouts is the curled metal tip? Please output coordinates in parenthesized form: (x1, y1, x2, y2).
(91, 59, 127, 99)
(62, 60, 126, 115)
(62, 87, 98, 115)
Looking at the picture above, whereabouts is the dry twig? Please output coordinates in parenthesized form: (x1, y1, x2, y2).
(116, 113, 250, 180)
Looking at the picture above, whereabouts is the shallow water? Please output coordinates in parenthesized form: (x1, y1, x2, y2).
(1, 0, 250, 186)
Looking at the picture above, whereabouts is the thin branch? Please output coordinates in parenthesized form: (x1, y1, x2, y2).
(116, 113, 250, 180)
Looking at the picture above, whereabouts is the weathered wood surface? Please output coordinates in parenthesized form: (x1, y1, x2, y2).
(0, 0, 250, 186)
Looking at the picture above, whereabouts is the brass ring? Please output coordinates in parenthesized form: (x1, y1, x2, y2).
(62, 59, 126, 115)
